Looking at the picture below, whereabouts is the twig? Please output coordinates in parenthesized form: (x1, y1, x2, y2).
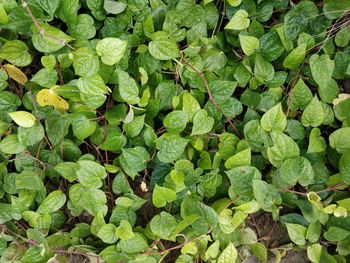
(180, 56, 242, 138)
(266, 221, 277, 247)
(316, 11, 349, 54)
(141, 234, 206, 256)
(34, 139, 45, 174)
(316, 182, 347, 194)
(285, 182, 347, 196)
(20, 0, 75, 50)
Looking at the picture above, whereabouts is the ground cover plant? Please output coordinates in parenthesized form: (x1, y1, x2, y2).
(0, 0, 350, 262)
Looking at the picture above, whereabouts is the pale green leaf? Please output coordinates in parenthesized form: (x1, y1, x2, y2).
(8, 111, 36, 128)
(96, 38, 127, 65)
(225, 10, 250, 30)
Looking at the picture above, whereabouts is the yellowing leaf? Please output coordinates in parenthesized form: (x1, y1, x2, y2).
(36, 86, 69, 112)
(8, 111, 36, 128)
(3, 64, 28, 85)
(333, 93, 350, 106)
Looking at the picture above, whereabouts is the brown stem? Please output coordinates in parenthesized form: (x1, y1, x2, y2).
(20, 0, 75, 50)
(285, 182, 347, 196)
(180, 56, 242, 138)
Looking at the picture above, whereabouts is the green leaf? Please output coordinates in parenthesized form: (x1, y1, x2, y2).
(253, 180, 281, 212)
(290, 78, 313, 111)
(0, 40, 32, 67)
(8, 111, 36, 128)
(260, 103, 287, 132)
(15, 171, 44, 191)
(35, 0, 61, 16)
(238, 227, 257, 245)
(31, 68, 58, 88)
(96, 38, 127, 65)
(181, 241, 198, 255)
(45, 111, 70, 147)
(67, 14, 96, 40)
(72, 47, 100, 77)
(225, 10, 250, 30)
(156, 133, 188, 163)
(115, 220, 134, 240)
(267, 131, 300, 167)
(115, 70, 140, 105)
(329, 127, 350, 154)
(18, 122, 45, 146)
(191, 109, 214, 136)
(204, 240, 220, 260)
(307, 128, 327, 154)
(118, 233, 148, 254)
(283, 43, 306, 69)
(0, 204, 17, 224)
(218, 243, 237, 263)
(323, 0, 350, 19)
(104, 0, 127, 14)
(112, 172, 131, 194)
(286, 223, 307, 246)
(86, 0, 106, 21)
(54, 162, 78, 182)
(150, 211, 177, 240)
(310, 54, 335, 86)
(56, 0, 79, 23)
(123, 115, 145, 138)
(69, 184, 107, 216)
(226, 166, 262, 202)
(307, 244, 322, 263)
(306, 222, 321, 243)
(119, 147, 150, 179)
(278, 157, 314, 188)
(32, 22, 74, 53)
(152, 184, 177, 208)
(227, 0, 242, 7)
(71, 114, 96, 140)
(76, 160, 107, 188)
(254, 54, 274, 83)
(210, 80, 237, 103)
(239, 35, 259, 56)
(324, 227, 350, 242)
(334, 97, 350, 121)
(225, 148, 251, 169)
(148, 39, 180, 60)
(164, 111, 188, 134)
(318, 78, 339, 104)
(77, 74, 108, 108)
(250, 243, 267, 263)
(91, 212, 106, 235)
(37, 190, 66, 214)
(0, 134, 25, 154)
(0, 4, 8, 24)
(284, 1, 318, 40)
(301, 96, 324, 128)
(171, 214, 201, 238)
(97, 224, 118, 244)
(182, 92, 201, 122)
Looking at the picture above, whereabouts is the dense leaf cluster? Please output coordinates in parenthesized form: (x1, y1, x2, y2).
(0, 0, 350, 262)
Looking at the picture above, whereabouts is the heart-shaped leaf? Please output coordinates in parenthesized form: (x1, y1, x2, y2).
(191, 109, 214, 136)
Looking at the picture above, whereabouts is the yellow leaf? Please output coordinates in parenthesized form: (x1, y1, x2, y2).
(3, 64, 28, 85)
(36, 87, 69, 112)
